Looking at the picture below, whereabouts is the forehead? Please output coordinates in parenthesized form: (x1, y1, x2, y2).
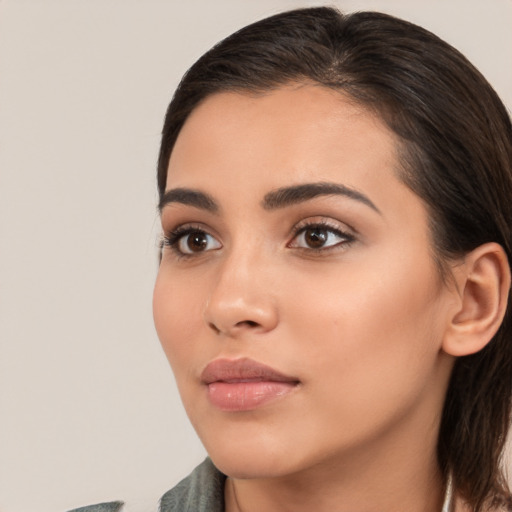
(168, 84, 399, 188)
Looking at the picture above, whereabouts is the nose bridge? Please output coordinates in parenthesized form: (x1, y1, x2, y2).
(204, 239, 278, 336)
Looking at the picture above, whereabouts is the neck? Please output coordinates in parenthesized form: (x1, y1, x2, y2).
(224, 415, 446, 512)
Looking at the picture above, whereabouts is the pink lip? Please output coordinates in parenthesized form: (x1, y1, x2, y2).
(201, 358, 300, 411)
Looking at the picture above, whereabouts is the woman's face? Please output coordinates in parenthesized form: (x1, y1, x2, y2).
(153, 84, 456, 479)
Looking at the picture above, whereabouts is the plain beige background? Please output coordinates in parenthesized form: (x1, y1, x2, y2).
(0, 1, 511, 511)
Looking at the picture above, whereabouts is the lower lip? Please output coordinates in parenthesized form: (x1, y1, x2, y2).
(206, 381, 298, 411)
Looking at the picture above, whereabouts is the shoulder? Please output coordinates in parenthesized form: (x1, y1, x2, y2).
(67, 502, 124, 512)
(159, 458, 226, 512)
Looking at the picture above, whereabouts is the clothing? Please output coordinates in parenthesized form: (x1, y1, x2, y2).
(67, 503, 124, 512)
(159, 457, 225, 512)
(68, 458, 454, 511)
(67, 458, 225, 512)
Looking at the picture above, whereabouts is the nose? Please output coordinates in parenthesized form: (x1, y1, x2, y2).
(203, 252, 279, 338)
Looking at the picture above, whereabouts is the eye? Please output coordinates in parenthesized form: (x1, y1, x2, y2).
(289, 222, 354, 250)
(164, 227, 222, 256)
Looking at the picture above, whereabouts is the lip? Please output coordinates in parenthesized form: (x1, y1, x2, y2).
(201, 358, 300, 411)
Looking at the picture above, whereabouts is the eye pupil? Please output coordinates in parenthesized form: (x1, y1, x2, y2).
(187, 232, 208, 251)
(305, 228, 327, 248)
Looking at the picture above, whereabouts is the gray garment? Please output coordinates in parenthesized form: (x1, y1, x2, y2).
(67, 503, 124, 512)
(67, 458, 225, 512)
(160, 458, 225, 512)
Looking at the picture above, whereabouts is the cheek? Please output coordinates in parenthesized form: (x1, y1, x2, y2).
(153, 271, 206, 373)
(280, 264, 446, 442)
(285, 255, 445, 388)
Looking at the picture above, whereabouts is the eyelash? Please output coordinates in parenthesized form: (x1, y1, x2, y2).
(288, 220, 355, 253)
(162, 225, 219, 259)
(162, 220, 355, 259)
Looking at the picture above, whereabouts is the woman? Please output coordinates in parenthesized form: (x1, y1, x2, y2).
(74, 6, 512, 512)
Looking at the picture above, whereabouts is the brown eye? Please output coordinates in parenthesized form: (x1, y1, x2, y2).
(174, 230, 221, 255)
(185, 232, 208, 252)
(289, 223, 354, 251)
(303, 227, 328, 248)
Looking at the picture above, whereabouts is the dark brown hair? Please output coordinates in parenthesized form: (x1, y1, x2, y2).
(157, 7, 512, 511)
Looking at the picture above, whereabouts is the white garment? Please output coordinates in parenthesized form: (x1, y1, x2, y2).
(442, 474, 454, 512)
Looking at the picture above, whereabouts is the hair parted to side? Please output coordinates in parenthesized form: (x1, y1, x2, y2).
(157, 7, 512, 511)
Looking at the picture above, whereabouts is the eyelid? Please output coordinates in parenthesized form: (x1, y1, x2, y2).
(287, 218, 356, 251)
(292, 215, 356, 234)
(162, 223, 222, 258)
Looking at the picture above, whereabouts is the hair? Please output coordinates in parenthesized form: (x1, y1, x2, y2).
(157, 7, 512, 511)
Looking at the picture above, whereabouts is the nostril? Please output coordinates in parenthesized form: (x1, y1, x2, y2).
(208, 319, 259, 334)
(235, 320, 259, 328)
(208, 322, 221, 334)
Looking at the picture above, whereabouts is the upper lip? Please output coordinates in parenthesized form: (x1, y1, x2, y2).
(201, 357, 299, 384)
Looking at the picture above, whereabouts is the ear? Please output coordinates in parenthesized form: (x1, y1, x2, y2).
(442, 242, 511, 357)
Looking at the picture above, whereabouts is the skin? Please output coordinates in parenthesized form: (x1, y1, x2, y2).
(153, 84, 465, 512)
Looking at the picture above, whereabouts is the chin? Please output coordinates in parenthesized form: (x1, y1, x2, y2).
(197, 424, 304, 479)
(209, 449, 297, 480)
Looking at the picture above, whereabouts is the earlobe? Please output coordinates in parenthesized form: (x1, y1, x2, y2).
(442, 243, 511, 357)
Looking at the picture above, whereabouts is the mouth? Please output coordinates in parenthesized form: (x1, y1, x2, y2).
(201, 357, 300, 412)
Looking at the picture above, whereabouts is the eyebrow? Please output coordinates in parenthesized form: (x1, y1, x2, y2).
(262, 182, 381, 213)
(158, 181, 380, 215)
(158, 188, 219, 213)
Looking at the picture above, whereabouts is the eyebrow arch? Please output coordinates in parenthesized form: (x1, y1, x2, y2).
(158, 188, 219, 213)
(262, 182, 381, 214)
